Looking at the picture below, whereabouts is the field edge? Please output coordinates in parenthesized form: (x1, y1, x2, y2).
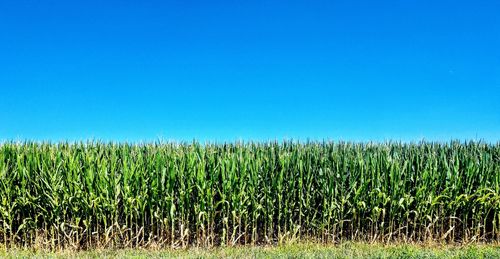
(1, 242, 499, 258)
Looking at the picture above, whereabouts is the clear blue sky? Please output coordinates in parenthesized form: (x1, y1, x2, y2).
(1, 1, 499, 142)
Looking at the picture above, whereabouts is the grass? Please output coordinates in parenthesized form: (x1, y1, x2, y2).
(1, 242, 499, 258)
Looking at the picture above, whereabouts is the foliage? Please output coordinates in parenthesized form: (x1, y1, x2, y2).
(0, 141, 498, 249)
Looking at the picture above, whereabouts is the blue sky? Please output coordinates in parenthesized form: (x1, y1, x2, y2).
(1, 1, 499, 142)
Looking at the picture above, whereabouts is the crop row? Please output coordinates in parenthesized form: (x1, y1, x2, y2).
(0, 141, 498, 248)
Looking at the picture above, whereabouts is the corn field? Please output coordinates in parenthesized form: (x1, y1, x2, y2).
(0, 141, 498, 249)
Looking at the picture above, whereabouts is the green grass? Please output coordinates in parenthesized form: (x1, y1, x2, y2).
(0, 141, 498, 249)
(1, 243, 499, 258)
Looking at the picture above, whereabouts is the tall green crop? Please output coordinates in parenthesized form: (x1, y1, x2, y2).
(0, 141, 498, 249)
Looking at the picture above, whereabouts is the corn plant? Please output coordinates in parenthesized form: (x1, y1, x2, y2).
(0, 140, 498, 249)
